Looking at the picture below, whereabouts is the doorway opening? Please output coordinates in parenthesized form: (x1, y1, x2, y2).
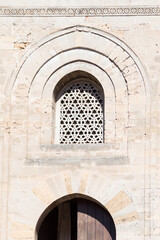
(37, 195, 116, 240)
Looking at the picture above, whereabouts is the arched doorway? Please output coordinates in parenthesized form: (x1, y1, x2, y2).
(37, 196, 116, 240)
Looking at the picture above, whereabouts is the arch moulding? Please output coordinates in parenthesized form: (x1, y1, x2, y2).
(5, 25, 149, 162)
(5, 25, 149, 96)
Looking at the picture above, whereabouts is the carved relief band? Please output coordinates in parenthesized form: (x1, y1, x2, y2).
(0, 6, 160, 17)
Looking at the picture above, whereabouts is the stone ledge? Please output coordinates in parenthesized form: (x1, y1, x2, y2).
(40, 143, 114, 152)
(25, 156, 128, 166)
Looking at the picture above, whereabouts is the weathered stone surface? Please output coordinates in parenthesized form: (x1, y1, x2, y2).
(115, 211, 139, 225)
(0, 1, 159, 240)
(105, 191, 132, 214)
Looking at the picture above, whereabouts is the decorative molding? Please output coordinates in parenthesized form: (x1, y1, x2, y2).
(0, 6, 160, 17)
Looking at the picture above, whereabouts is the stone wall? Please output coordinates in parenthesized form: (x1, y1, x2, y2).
(0, 1, 160, 240)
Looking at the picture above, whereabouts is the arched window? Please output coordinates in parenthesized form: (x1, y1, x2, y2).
(54, 72, 104, 144)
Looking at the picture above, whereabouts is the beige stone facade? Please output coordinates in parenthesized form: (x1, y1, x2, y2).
(0, 0, 160, 239)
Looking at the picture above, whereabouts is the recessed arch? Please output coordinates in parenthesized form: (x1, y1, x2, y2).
(6, 25, 148, 156)
(36, 193, 116, 240)
(5, 25, 149, 98)
(53, 70, 104, 100)
(40, 62, 117, 145)
(5, 25, 149, 97)
(42, 60, 116, 100)
(5, 25, 149, 168)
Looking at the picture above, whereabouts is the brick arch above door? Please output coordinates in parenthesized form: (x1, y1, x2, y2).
(8, 170, 139, 240)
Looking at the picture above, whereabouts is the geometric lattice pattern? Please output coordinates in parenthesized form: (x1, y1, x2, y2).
(59, 81, 104, 144)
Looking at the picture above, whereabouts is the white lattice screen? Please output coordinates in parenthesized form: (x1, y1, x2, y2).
(58, 80, 104, 144)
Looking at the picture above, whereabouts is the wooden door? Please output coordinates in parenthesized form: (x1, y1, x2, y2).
(77, 199, 115, 240)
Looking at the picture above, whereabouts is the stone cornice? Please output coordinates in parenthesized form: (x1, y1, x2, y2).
(0, 6, 160, 17)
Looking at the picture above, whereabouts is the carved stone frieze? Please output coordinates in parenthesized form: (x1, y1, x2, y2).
(0, 6, 160, 17)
